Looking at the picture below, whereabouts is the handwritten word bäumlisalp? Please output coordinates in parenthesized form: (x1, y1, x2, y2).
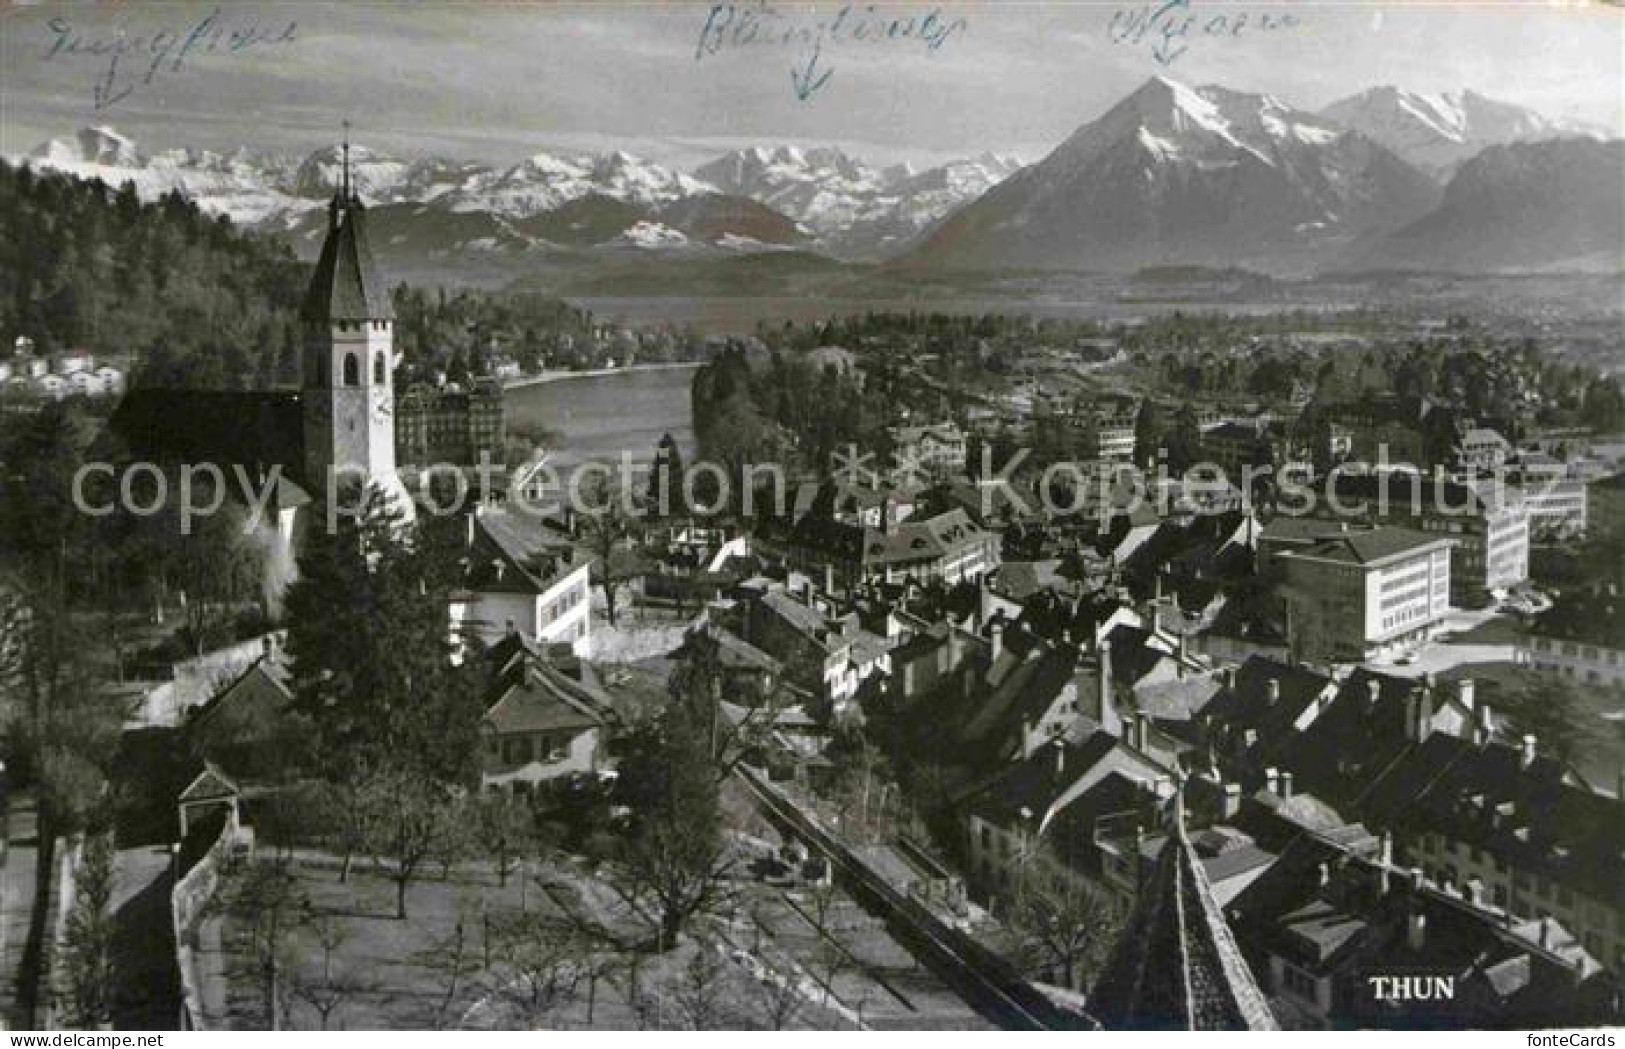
(41, 6, 298, 111)
(695, 2, 968, 101)
(1109, 0, 1298, 66)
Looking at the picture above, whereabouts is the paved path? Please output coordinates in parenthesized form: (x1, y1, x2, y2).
(109, 845, 179, 1029)
(0, 795, 42, 1030)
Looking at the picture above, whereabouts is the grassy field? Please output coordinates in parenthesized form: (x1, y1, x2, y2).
(213, 839, 989, 1031)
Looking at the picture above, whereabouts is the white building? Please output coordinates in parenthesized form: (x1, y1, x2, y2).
(449, 505, 593, 657)
(1277, 525, 1454, 663)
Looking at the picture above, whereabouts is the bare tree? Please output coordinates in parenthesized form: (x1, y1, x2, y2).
(1006, 850, 1122, 991)
(477, 793, 534, 888)
(416, 910, 484, 1030)
(359, 768, 446, 919)
(672, 942, 729, 1030)
(230, 862, 308, 1030)
(482, 909, 586, 1028)
(290, 912, 368, 1030)
(575, 471, 644, 628)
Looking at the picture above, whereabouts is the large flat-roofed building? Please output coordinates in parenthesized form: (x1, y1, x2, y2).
(1277, 525, 1453, 663)
(1322, 473, 1528, 607)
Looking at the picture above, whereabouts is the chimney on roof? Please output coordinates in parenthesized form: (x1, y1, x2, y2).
(1466, 878, 1484, 907)
(1266, 679, 1281, 706)
(1474, 702, 1493, 746)
(1539, 920, 1554, 952)
(1132, 712, 1149, 752)
(1455, 677, 1475, 713)
(824, 562, 836, 597)
(1280, 771, 1294, 799)
(1317, 862, 1330, 888)
(504, 618, 516, 638)
(1380, 832, 1394, 894)
(1022, 714, 1037, 757)
(1366, 678, 1381, 712)
(1407, 912, 1428, 953)
(989, 622, 1005, 662)
(493, 559, 505, 582)
(1053, 738, 1066, 779)
(1522, 734, 1538, 769)
(1177, 630, 1189, 676)
(1222, 782, 1242, 819)
(1265, 767, 1280, 794)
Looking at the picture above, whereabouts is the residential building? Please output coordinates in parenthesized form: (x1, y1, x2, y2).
(450, 505, 593, 655)
(479, 651, 610, 792)
(759, 503, 999, 592)
(1518, 585, 1625, 689)
(1274, 525, 1453, 663)
(888, 421, 967, 479)
(1506, 453, 1588, 539)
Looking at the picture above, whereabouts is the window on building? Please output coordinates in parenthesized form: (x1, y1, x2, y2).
(374, 351, 387, 384)
(343, 353, 360, 386)
(1280, 962, 1318, 1002)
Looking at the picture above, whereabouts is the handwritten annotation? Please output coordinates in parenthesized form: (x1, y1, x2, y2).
(41, 7, 298, 111)
(1108, 0, 1299, 66)
(695, 2, 967, 101)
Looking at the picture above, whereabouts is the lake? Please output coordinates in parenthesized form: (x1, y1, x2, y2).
(504, 365, 699, 479)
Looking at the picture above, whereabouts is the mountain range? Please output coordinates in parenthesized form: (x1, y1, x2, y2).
(17, 78, 1620, 279)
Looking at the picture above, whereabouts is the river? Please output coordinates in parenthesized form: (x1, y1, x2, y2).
(503, 364, 699, 477)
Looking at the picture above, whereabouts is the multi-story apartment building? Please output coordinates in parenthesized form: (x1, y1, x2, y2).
(1321, 473, 1528, 607)
(1275, 525, 1453, 663)
(888, 421, 968, 479)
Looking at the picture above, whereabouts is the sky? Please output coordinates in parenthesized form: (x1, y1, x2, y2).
(1, 0, 1621, 169)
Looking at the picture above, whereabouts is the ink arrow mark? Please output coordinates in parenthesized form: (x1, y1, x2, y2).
(1151, 40, 1187, 64)
(790, 42, 834, 101)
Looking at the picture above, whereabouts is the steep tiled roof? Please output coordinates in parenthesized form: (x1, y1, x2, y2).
(482, 661, 607, 736)
(1091, 797, 1278, 1030)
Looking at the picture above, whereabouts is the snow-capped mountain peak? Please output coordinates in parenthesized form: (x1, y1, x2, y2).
(1320, 85, 1586, 174)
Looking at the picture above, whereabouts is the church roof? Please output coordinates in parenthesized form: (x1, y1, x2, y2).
(302, 193, 394, 323)
(1090, 793, 1278, 1031)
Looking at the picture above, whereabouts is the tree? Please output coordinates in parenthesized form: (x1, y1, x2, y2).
(575, 471, 644, 629)
(57, 832, 115, 1028)
(647, 433, 687, 519)
(610, 671, 736, 950)
(1005, 850, 1122, 991)
(672, 944, 729, 1030)
(231, 862, 308, 1031)
(482, 909, 587, 1027)
(1494, 671, 1591, 767)
(359, 768, 446, 920)
(290, 913, 367, 1030)
(283, 485, 488, 786)
(477, 793, 534, 888)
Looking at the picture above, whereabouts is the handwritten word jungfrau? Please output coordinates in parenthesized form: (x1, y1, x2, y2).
(1108, 0, 1298, 66)
(41, 7, 298, 111)
(694, 2, 968, 101)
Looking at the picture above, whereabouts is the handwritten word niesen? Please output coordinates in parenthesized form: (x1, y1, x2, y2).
(695, 2, 968, 101)
(41, 7, 298, 111)
(1108, 0, 1298, 66)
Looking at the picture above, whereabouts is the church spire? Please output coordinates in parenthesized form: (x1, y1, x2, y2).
(341, 119, 351, 201)
(1089, 779, 1278, 1030)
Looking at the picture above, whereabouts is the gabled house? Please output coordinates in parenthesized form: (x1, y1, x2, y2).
(450, 505, 593, 656)
(479, 657, 611, 793)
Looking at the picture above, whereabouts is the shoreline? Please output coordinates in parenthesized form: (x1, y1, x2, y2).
(502, 361, 703, 390)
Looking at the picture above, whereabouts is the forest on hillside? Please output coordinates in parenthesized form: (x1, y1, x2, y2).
(0, 161, 308, 389)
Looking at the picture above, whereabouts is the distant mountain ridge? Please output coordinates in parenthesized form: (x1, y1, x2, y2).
(1319, 86, 1600, 175)
(21, 78, 1618, 278)
(902, 76, 1444, 274)
(22, 128, 1018, 262)
(1349, 138, 1625, 274)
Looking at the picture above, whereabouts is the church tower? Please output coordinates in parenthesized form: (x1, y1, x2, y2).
(300, 130, 402, 504)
